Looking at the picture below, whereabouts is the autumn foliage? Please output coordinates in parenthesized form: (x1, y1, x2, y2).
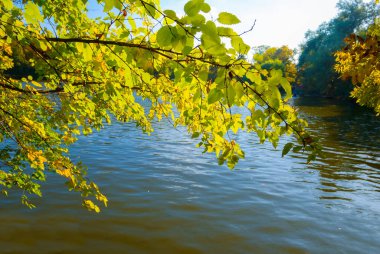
(0, 0, 320, 211)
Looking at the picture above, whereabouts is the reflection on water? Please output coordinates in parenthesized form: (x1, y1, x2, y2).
(293, 98, 380, 202)
(0, 97, 379, 254)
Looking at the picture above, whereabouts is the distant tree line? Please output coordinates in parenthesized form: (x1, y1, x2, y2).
(297, 0, 378, 99)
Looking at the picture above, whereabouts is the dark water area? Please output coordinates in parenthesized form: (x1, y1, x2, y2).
(0, 97, 379, 254)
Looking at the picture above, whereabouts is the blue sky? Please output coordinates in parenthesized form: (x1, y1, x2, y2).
(160, 0, 344, 49)
(87, 0, 372, 50)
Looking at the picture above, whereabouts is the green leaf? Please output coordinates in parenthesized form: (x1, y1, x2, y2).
(38, 40, 47, 51)
(193, 88, 201, 101)
(217, 12, 240, 25)
(191, 132, 200, 138)
(82, 45, 93, 62)
(231, 36, 249, 54)
(128, 17, 137, 30)
(227, 155, 239, 169)
(199, 70, 209, 82)
(182, 45, 193, 55)
(156, 26, 174, 47)
(246, 72, 261, 84)
(270, 69, 282, 78)
(2, 0, 13, 10)
(24, 2, 43, 26)
(208, 89, 223, 104)
(172, 35, 186, 52)
(218, 156, 225, 166)
(226, 84, 236, 104)
(145, 2, 157, 18)
(235, 83, 245, 100)
(202, 39, 226, 55)
(184, 0, 203, 17)
(120, 30, 130, 39)
(201, 3, 211, 13)
(217, 27, 237, 37)
(268, 88, 281, 109)
(293, 146, 304, 153)
(189, 14, 206, 26)
(164, 10, 177, 19)
(280, 78, 292, 101)
(201, 22, 224, 54)
(307, 153, 317, 163)
(201, 21, 218, 39)
(103, 0, 122, 12)
(282, 142, 294, 157)
(104, 0, 115, 12)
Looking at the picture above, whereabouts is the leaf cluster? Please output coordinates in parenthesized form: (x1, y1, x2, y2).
(335, 13, 380, 115)
(0, 0, 321, 211)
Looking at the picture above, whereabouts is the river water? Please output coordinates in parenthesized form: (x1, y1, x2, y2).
(0, 98, 379, 254)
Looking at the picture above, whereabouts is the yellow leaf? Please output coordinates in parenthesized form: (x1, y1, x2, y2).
(56, 168, 72, 178)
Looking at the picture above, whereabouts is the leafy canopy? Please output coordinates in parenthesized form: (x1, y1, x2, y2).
(0, 0, 321, 211)
(335, 5, 380, 115)
(297, 0, 377, 97)
(253, 45, 297, 85)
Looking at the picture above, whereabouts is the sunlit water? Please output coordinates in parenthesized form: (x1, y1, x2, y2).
(1, 98, 379, 254)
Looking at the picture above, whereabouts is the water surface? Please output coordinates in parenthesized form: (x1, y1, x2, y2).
(0, 97, 379, 254)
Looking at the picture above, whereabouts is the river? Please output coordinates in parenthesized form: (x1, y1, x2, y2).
(0, 97, 379, 254)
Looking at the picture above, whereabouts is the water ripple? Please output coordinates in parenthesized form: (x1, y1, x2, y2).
(0, 98, 380, 253)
